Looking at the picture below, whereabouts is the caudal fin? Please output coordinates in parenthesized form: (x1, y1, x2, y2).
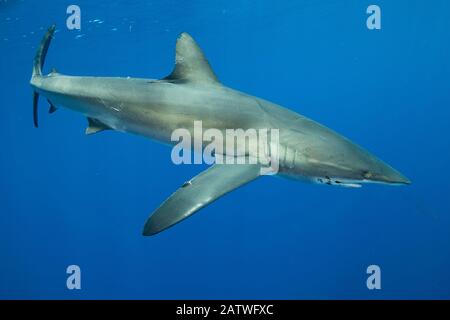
(31, 25, 56, 128)
(32, 24, 56, 77)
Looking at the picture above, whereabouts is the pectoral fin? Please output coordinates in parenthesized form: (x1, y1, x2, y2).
(142, 163, 261, 236)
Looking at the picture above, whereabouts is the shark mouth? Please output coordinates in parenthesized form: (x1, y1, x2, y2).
(315, 177, 362, 188)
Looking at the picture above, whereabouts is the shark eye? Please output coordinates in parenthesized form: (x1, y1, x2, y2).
(362, 171, 373, 179)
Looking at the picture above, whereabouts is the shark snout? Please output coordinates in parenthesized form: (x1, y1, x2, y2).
(361, 161, 411, 185)
(331, 140, 411, 186)
(373, 170, 411, 185)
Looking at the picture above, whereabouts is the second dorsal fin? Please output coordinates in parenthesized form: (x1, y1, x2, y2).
(164, 33, 220, 84)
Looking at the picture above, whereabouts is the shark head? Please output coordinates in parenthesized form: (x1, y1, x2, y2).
(278, 118, 411, 188)
(309, 150, 411, 188)
(308, 138, 411, 188)
(357, 159, 411, 186)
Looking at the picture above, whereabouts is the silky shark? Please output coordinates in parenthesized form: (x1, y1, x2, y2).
(30, 26, 410, 236)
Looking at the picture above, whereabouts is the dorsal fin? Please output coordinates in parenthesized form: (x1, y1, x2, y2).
(50, 67, 59, 75)
(164, 32, 220, 84)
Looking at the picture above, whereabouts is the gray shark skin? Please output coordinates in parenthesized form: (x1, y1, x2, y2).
(30, 26, 410, 236)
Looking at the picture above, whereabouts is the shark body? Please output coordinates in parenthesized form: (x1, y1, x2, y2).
(30, 26, 410, 235)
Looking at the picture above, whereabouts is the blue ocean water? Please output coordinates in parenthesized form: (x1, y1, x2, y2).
(1, 0, 449, 299)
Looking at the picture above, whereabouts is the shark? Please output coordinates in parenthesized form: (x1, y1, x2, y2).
(30, 26, 410, 236)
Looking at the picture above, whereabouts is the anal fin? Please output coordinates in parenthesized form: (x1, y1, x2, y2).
(86, 117, 111, 135)
(47, 99, 57, 113)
